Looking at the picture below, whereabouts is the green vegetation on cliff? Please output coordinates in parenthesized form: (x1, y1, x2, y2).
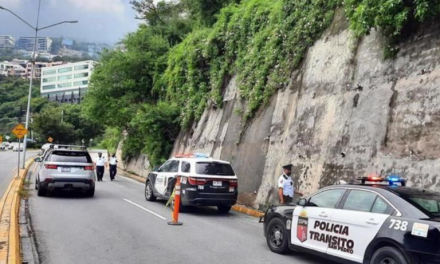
(83, 0, 440, 165)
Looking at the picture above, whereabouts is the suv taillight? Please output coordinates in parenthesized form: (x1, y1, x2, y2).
(229, 180, 238, 187)
(45, 164, 58, 169)
(188, 177, 208, 185)
(84, 166, 94, 170)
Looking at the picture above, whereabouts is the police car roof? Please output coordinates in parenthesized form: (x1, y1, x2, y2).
(172, 157, 230, 164)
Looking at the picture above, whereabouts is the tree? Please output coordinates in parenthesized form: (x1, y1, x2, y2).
(33, 105, 77, 144)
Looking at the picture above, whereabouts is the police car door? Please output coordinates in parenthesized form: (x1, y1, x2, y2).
(155, 160, 172, 195)
(291, 189, 346, 254)
(328, 189, 392, 263)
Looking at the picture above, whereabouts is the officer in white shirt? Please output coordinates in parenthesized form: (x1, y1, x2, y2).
(94, 152, 107, 181)
(277, 164, 302, 204)
(109, 153, 118, 181)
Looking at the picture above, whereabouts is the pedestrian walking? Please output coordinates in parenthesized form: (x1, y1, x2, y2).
(109, 153, 118, 181)
(94, 152, 106, 181)
(278, 164, 302, 204)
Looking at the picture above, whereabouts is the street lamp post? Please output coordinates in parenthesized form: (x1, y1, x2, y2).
(0, 1, 77, 168)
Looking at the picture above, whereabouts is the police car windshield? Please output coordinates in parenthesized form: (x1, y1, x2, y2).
(195, 162, 235, 176)
(394, 188, 440, 217)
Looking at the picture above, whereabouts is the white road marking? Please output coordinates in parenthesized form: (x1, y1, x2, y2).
(123, 199, 167, 221)
(118, 175, 145, 185)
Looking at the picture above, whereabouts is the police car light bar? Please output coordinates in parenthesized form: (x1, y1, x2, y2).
(356, 175, 406, 186)
(174, 153, 210, 158)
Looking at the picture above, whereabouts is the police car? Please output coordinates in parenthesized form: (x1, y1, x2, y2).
(144, 153, 238, 213)
(263, 176, 440, 264)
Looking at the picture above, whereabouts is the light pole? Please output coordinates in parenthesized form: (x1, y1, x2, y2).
(0, 2, 77, 168)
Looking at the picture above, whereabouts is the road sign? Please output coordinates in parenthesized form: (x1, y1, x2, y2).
(48, 137, 53, 143)
(11, 124, 28, 139)
(5, 135, 10, 140)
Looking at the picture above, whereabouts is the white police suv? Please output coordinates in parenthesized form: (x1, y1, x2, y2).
(263, 176, 440, 264)
(144, 153, 238, 213)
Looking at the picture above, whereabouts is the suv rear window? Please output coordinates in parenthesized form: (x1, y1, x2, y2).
(48, 151, 92, 163)
(195, 162, 235, 176)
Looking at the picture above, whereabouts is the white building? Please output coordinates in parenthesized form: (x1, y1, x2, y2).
(40, 60, 96, 103)
(0, 61, 26, 78)
(0, 35, 15, 50)
(16, 37, 52, 52)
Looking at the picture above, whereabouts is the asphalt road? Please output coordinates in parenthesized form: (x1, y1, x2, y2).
(27, 165, 334, 264)
(0, 149, 38, 198)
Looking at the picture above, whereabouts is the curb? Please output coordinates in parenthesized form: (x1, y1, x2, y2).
(0, 159, 34, 264)
(118, 169, 265, 218)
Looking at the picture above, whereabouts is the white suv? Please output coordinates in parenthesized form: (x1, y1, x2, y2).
(144, 154, 238, 213)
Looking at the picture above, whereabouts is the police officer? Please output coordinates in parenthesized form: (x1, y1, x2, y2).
(278, 164, 301, 204)
(94, 152, 106, 181)
(109, 153, 118, 181)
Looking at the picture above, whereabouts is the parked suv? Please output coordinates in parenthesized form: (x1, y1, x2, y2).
(145, 154, 238, 213)
(34, 149, 96, 197)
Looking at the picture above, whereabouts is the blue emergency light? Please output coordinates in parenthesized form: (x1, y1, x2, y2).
(357, 175, 406, 186)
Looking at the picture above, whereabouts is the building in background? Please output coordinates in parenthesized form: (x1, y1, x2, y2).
(40, 60, 96, 103)
(16, 37, 52, 52)
(0, 61, 26, 78)
(0, 35, 15, 50)
(25, 61, 65, 79)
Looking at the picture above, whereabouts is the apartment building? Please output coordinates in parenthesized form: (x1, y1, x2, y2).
(16, 37, 52, 52)
(0, 35, 15, 50)
(40, 60, 96, 103)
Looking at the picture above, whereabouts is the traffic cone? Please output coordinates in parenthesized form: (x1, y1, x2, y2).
(168, 176, 183, 226)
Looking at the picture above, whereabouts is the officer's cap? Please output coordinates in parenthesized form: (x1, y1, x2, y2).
(282, 164, 293, 170)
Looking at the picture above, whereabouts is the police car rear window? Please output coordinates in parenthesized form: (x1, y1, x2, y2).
(49, 151, 92, 163)
(195, 162, 235, 176)
(395, 188, 440, 216)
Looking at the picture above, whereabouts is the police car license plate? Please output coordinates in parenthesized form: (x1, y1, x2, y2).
(213, 181, 222, 187)
(61, 167, 71, 172)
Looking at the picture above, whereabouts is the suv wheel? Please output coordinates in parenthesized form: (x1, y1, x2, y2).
(37, 182, 46, 197)
(145, 181, 156, 201)
(217, 205, 232, 214)
(266, 218, 290, 254)
(86, 187, 95, 197)
(371, 246, 409, 264)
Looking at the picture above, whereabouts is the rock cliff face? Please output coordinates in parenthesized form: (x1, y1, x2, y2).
(171, 12, 440, 209)
(124, 12, 440, 209)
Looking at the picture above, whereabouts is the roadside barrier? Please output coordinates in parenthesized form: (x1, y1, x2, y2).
(168, 176, 183, 226)
(0, 158, 34, 264)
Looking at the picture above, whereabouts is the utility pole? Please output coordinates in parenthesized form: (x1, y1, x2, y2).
(0, 3, 78, 168)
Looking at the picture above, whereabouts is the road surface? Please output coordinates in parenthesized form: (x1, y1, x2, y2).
(0, 149, 38, 198)
(26, 165, 334, 264)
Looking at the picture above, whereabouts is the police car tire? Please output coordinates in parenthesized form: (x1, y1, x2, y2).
(371, 246, 409, 264)
(145, 181, 156, 201)
(266, 218, 290, 254)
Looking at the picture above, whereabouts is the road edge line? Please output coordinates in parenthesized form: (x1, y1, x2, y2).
(117, 168, 265, 218)
(0, 158, 34, 264)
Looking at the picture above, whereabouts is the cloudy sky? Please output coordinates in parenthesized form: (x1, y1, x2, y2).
(0, 0, 141, 44)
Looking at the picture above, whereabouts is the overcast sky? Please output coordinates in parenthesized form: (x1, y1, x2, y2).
(0, 0, 141, 44)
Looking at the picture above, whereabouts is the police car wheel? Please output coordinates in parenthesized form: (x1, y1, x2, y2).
(266, 218, 290, 254)
(145, 181, 156, 201)
(371, 246, 409, 264)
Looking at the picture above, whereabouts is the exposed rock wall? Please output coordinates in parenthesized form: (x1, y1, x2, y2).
(171, 12, 440, 209)
(116, 141, 152, 178)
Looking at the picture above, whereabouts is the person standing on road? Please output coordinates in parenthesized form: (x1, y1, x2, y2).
(278, 164, 302, 204)
(94, 152, 106, 182)
(109, 153, 118, 181)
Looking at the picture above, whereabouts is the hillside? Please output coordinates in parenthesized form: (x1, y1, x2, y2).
(83, 0, 440, 207)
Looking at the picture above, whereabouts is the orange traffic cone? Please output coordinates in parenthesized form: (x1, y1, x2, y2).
(168, 176, 183, 226)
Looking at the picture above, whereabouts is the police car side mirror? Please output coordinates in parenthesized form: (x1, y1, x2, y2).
(298, 198, 307, 207)
(34, 157, 42, 162)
